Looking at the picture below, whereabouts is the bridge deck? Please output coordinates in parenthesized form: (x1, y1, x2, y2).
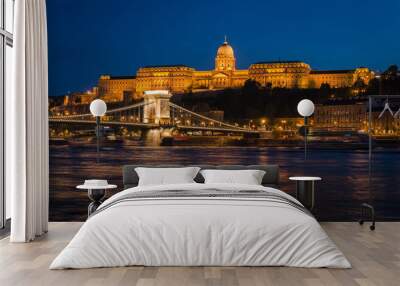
(49, 101, 257, 134)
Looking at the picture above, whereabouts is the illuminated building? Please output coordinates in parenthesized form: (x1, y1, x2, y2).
(63, 87, 98, 105)
(135, 66, 194, 95)
(98, 75, 136, 102)
(83, 39, 375, 102)
(314, 101, 367, 130)
(314, 101, 400, 134)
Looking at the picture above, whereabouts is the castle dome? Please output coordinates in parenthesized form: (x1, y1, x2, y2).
(215, 37, 236, 72)
(216, 40, 234, 58)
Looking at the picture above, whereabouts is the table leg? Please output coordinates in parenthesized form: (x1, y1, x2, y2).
(87, 189, 106, 217)
(296, 181, 315, 211)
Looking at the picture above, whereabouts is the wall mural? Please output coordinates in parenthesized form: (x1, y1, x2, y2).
(47, 1, 400, 222)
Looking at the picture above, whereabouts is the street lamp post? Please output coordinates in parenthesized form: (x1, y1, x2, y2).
(90, 99, 107, 163)
(297, 99, 315, 160)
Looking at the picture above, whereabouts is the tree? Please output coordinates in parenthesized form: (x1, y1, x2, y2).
(382, 65, 400, 94)
(383, 65, 398, 80)
(320, 83, 332, 99)
(320, 83, 331, 90)
(193, 102, 210, 113)
(353, 78, 366, 89)
(241, 79, 265, 118)
(366, 78, 380, 95)
(242, 79, 262, 96)
(352, 78, 367, 95)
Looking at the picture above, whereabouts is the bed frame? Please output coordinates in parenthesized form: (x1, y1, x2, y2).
(122, 164, 280, 189)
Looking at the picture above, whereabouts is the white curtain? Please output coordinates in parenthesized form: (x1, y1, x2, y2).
(8, 0, 49, 242)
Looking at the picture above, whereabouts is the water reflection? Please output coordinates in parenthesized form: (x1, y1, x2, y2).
(49, 142, 400, 221)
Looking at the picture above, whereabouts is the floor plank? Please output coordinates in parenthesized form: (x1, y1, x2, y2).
(0, 222, 399, 286)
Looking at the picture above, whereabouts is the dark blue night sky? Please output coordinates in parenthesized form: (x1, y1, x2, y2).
(47, 0, 400, 96)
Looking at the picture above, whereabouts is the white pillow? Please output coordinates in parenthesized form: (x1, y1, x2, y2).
(200, 169, 266, 185)
(135, 167, 200, 186)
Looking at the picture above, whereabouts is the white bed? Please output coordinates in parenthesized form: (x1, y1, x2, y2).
(50, 183, 351, 269)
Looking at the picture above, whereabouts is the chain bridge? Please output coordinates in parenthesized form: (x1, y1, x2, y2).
(49, 91, 257, 135)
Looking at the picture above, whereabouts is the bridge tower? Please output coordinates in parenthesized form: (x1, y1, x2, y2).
(143, 90, 173, 124)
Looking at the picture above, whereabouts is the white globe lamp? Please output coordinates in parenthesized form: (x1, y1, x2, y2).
(90, 99, 107, 117)
(297, 99, 315, 160)
(90, 99, 107, 163)
(297, 99, 315, 117)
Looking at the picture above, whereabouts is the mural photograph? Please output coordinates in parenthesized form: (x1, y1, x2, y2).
(47, 0, 400, 222)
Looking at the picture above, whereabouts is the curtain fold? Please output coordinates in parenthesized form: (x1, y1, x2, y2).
(9, 0, 49, 242)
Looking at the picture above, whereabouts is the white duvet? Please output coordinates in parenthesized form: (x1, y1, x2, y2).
(50, 183, 351, 269)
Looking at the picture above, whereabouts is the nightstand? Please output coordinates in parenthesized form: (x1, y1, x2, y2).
(289, 177, 321, 211)
(77, 181, 117, 217)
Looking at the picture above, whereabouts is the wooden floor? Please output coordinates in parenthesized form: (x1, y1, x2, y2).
(0, 222, 399, 286)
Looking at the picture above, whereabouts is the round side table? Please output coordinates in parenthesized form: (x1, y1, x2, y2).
(289, 177, 321, 211)
(76, 184, 117, 217)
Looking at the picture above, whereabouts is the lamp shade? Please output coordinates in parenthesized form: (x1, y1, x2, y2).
(297, 99, 315, 117)
(90, 99, 107, 117)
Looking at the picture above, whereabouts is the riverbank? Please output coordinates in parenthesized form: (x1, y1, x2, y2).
(50, 135, 400, 150)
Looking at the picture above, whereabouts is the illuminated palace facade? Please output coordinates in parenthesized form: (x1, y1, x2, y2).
(90, 40, 374, 102)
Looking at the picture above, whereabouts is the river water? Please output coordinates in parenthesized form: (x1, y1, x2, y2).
(49, 142, 400, 221)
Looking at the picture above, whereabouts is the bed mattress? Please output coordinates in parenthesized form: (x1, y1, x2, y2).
(50, 183, 350, 269)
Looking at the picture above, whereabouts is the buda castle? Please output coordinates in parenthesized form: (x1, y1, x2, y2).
(80, 39, 374, 103)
